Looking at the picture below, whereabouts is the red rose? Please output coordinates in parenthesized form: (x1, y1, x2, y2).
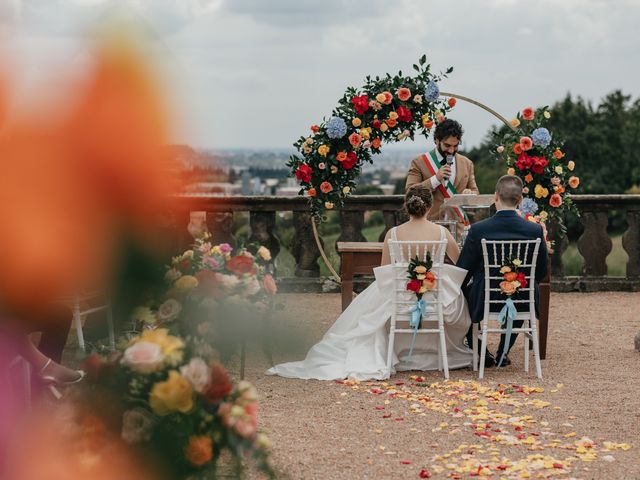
(226, 255, 257, 276)
(295, 164, 312, 183)
(515, 153, 533, 170)
(396, 105, 413, 123)
(203, 362, 233, 404)
(372, 119, 382, 129)
(195, 269, 224, 298)
(351, 95, 369, 115)
(406, 279, 421, 293)
(521, 107, 535, 120)
(531, 156, 548, 174)
(343, 151, 357, 170)
(516, 272, 528, 289)
(310, 124, 320, 133)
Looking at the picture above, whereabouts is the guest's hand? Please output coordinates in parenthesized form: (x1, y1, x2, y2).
(461, 189, 476, 194)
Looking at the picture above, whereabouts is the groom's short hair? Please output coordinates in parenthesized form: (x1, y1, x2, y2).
(495, 175, 523, 206)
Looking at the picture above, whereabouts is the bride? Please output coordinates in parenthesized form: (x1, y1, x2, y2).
(268, 185, 473, 380)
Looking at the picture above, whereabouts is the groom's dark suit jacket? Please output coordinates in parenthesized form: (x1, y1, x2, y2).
(456, 210, 548, 323)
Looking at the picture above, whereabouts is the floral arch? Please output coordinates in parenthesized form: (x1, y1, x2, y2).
(287, 55, 579, 278)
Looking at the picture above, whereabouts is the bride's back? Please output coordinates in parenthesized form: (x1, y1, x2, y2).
(387, 221, 448, 265)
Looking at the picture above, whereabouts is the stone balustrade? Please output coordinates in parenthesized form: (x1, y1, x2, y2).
(170, 194, 640, 292)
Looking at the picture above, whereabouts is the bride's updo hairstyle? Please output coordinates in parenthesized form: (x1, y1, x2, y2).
(404, 184, 433, 218)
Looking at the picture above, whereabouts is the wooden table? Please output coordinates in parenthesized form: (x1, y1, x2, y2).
(336, 241, 550, 360)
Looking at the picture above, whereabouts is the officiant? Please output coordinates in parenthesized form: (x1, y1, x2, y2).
(405, 119, 479, 225)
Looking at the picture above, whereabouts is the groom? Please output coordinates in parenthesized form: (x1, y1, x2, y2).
(457, 175, 548, 366)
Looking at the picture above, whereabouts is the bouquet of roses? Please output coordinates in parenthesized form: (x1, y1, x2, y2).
(405, 253, 437, 329)
(496, 257, 527, 367)
(79, 329, 274, 479)
(493, 106, 580, 235)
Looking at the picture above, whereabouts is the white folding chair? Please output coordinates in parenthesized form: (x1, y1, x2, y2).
(60, 291, 115, 353)
(475, 238, 543, 379)
(387, 239, 449, 379)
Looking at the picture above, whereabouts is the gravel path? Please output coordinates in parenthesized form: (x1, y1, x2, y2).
(237, 292, 640, 479)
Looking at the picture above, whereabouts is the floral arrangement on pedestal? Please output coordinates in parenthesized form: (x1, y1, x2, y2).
(71, 235, 277, 479)
(287, 55, 455, 220)
(131, 234, 277, 359)
(494, 106, 580, 235)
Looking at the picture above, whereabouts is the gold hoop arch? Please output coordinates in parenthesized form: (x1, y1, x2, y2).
(311, 91, 516, 284)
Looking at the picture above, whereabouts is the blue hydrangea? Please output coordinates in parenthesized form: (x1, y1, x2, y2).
(519, 197, 539, 216)
(424, 81, 440, 102)
(326, 116, 347, 139)
(531, 127, 552, 148)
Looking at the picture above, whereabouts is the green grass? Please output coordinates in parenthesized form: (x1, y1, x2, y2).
(561, 235, 628, 276)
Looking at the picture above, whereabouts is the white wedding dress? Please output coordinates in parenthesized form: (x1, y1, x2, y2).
(267, 226, 473, 381)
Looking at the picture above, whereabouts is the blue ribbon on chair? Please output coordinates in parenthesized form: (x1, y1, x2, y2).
(497, 297, 517, 367)
(407, 298, 426, 361)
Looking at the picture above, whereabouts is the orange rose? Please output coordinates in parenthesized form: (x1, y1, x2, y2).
(396, 87, 411, 101)
(448, 97, 456, 107)
(226, 255, 256, 276)
(519, 136, 533, 151)
(422, 278, 437, 291)
(381, 91, 393, 105)
(307, 187, 316, 197)
(348, 133, 361, 147)
(185, 435, 213, 466)
(524, 173, 533, 183)
(568, 176, 579, 188)
(425, 271, 436, 282)
(549, 193, 563, 207)
(386, 118, 397, 128)
(371, 137, 381, 149)
(553, 149, 564, 159)
(320, 181, 333, 193)
(424, 119, 434, 129)
(521, 107, 535, 120)
(336, 151, 347, 162)
(500, 281, 517, 295)
(504, 272, 517, 282)
(262, 274, 277, 295)
(513, 144, 523, 155)
(554, 185, 565, 194)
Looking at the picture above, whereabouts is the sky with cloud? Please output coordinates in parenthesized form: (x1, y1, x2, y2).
(1, 0, 639, 150)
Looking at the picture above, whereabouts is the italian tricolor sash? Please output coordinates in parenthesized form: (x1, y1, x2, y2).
(421, 149, 469, 226)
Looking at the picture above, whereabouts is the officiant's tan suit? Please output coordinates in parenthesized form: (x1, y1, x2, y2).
(405, 151, 479, 221)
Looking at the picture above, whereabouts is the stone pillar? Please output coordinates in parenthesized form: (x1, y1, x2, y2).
(378, 210, 399, 242)
(622, 208, 640, 277)
(206, 211, 235, 246)
(291, 211, 321, 277)
(248, 211, 280, 260)
(577, 210, 612, 276)
(548, 221, 569, 277)
(336, 210, 366, 245)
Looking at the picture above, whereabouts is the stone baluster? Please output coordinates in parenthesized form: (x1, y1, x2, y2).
(206, 211, 235, 246)
(378, 210, 399, 241)
(249, 211, 280, 260)
(548, 221, 569, 277)
(291, 211, 321, 277)
(577, 209, 612, 276)
(622, 208, 640, 277)
(337, 210, 366, 245)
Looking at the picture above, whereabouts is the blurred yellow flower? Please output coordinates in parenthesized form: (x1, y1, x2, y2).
(534, 184, 549, 198)
(507, 168, 515, 176)
(568, 160, 575, 171)
(325, 202, 334, 209)
(554, 166, 563, 174)
(543, 111, 551, 119)
(150, 370, 193, 416)
(510, 118, 521, 128)
(257, 246, 271, 261)
(134, 328, 184, 364)
(351, 118, 362, 127)
(174, 275, 198, 291)
(131, 306, 157, 325)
